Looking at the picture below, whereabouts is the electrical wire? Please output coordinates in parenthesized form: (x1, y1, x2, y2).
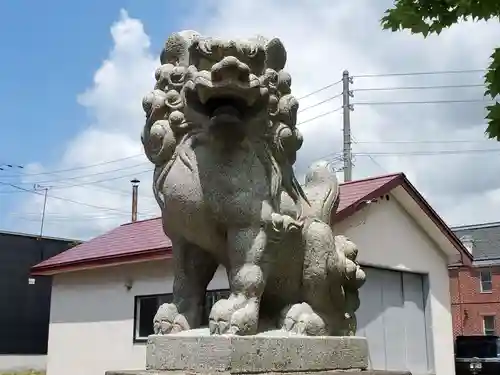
(354, 148, 500, 156)
(0, 71, 488, 182)
(352, 99, 488, 106)
(9, 210, 159, 222)
(298, 93, 343, 113)
(47, 169, 153, 190)
(0, 68, 494, 219)
(297, 107, 343, 126)
(0, 154, 144, 178)
(353, 83, 484, 93)
(14, 163, 150, 185)
(352, 69, 485, 79)
(0, 181, 132, 214)
(351, 135, 387, 174)
(354, 139, 490, 144)
(297, 79, 342, 100)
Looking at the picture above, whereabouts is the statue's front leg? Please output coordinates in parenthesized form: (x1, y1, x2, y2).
(209, 226, 269, 335)
(154, 237, 218, 334)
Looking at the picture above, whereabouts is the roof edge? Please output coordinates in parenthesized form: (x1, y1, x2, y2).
(31, 246, 172, 275)
(340, 172, 403, 186)
(334, 174, 405, 223)
(398, 175, 473, 265)
(452, 221, 500, 231)
(0, 229, 81, 243)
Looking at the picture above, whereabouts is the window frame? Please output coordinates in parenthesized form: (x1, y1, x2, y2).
(480, 269, 493, 293)
(133, 293, 173, 343)
(133, 289, 230, 343)
(483, 315, 496, 336)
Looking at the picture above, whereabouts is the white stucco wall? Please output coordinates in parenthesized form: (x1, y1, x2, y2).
(337, 195, 455, 375)
(46, 261, 229, 375)
(46, 194, 454, 375)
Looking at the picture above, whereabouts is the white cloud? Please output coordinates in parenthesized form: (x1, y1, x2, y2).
(190, 0, 500, 227)
(13, 10, 160, 240)
(12, 1, 500, 239)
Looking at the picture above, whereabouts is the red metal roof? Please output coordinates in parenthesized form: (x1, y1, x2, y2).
(31, 172, 470, 275)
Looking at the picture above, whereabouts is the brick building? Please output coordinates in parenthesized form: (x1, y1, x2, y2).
(450, 221, 500, 337)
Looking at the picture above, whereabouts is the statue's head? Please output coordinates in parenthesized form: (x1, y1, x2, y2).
(181, 36, 273, 144)
(142, 31, 300, 161)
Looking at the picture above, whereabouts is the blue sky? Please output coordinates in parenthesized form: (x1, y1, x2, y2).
(0, 0, 196, 234)
(0, 0, 189, 165)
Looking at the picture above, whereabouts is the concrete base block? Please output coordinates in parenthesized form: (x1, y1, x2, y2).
(146, 331, 368, 373)
(106, 371, 411, 375)
(106, 330, 412, 374)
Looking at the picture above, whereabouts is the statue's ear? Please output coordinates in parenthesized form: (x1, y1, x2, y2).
(265, 38, 287, 71)
(161, 30, 200, 66)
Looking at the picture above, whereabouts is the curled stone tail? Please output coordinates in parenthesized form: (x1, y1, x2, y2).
(301, 161, 340, 224)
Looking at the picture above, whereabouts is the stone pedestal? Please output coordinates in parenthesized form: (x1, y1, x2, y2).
(106, 329, 411, 375)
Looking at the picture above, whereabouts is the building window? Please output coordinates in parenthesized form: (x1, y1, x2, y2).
(133, 289, 230, 342)
(480, 269, 493, 292)
(483, 315, 496, 336)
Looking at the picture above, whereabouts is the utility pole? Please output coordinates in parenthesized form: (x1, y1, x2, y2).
(342, 70, 354, 182)
(34, 184, 50, 239)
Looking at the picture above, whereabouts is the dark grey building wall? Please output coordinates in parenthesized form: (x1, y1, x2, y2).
(0, 232, 76, 355)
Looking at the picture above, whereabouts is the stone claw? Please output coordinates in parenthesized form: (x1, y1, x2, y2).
(280, 303, 328, 336)
(153, 303, 190, 335)
(209, 297, 259, 336)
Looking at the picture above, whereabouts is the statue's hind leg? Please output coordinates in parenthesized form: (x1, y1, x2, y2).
(154, 237, 218, 334)
(292, 220, 347, 335)
(209, 225, 269, 335)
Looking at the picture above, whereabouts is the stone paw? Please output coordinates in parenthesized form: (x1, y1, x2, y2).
(208, 297, 258, 336)
(280, 302, 328, 336)
(153, 303, 190, 334)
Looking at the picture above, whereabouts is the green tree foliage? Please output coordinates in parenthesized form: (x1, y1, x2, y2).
(381, 0, 500, 140)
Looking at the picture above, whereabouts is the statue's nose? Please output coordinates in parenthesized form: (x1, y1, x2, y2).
(211, 56, 250, 83)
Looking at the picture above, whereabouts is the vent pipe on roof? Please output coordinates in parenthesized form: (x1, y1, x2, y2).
(460, 235, 474, 254)
(131, 179, 140, 223)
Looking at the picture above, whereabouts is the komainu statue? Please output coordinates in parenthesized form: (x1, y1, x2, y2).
(141, 31, 366, 337)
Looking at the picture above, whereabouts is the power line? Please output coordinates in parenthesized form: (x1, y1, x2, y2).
(10, 211, 159, 222)
(354, 148, 500, 156)
(354, 139, 490, 144)
(0, 154, 144, 178)
(314, 147, 500, 166)
(351, 135, 387, 174)
(296, 84, 487, 128)
(297, 79, 342, 100)
(297, 107, 343, 126)
(14, 162, 150, 185)
(46, 168, 152, 190)
(0, 181, 132, 213)
(352, 99, 488, 106)
(353, 83, 483, 93)
(352, 69, 485, 79)
(298, 93, 342, 113)
(13, 214, 132, 223)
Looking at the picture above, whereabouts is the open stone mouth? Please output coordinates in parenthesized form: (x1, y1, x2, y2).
(205, 96, 248, 121)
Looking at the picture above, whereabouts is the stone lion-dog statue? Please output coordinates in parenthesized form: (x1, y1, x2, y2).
(141, 31, 365, 337)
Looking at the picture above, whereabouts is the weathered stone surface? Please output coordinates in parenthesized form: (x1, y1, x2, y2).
(145, 333, 368, 373)
(106, 370, 412, 375)
(141, 30, 366, 338)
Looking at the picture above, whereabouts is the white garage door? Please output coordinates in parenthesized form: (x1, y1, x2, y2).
(356, 267, 432, 374)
